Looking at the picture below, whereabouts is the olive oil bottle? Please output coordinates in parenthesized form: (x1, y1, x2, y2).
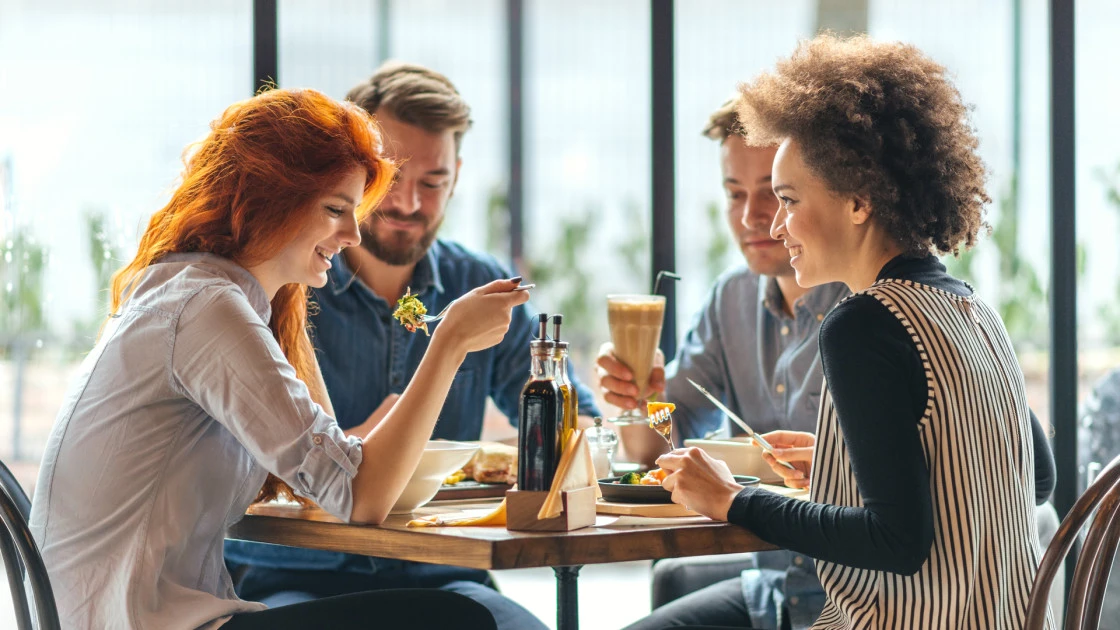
(517, 314, 564, 491)
(551, 315, 578, 454)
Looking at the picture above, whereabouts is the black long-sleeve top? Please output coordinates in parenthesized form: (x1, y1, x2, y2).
(727, 255, 1055, 576)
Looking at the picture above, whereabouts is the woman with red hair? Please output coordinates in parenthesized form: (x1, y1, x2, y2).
(29, 88, 524, 629)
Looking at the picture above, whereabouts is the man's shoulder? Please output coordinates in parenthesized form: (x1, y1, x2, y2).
(707, 265, 762, 302)
(432, 240, 513, 287)
(435, 240, 508, 270)
(713, 264, 760, 287)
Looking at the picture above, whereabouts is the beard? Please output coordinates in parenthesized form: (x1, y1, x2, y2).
(360, 211, 444, 266)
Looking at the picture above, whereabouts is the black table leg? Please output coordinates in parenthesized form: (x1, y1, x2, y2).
(554, 565, 582, 630)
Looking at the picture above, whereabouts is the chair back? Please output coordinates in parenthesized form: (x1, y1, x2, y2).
(1026, 453, 1120, 629)
(0, 460, 60, 630)
(0, 460, 31, 522)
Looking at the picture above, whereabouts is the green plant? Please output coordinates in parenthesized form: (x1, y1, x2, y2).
(484, 185, 510, 263)
(86, 209, 122, 316)
(616, 199, 649, 284)
(703, 200, 734, 283)
(72, 208, 124, 343)
(1097, 162, 1120, 343)
(945, 174, 1049, 351)
(525, 208, 595, 354)
(0, 228, 48, 348)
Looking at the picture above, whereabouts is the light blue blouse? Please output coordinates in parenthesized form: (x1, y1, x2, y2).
(29, 253, 363, 629)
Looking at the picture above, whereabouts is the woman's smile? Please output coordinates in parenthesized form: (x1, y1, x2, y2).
(314, 246, 338, 268)
(787, 244, 804, 263)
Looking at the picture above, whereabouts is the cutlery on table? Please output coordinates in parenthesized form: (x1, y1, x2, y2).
(685, 378, 798, 471)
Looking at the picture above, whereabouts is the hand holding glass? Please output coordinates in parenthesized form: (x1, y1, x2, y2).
(606, 294, 665, 422)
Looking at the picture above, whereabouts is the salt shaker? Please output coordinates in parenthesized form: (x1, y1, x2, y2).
(585, 416, 618, 479)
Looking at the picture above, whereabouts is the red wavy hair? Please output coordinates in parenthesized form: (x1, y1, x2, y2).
(109, 88, 395, 504)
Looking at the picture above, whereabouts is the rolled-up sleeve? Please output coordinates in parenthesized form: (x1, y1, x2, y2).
(291, 409, 363, 511)
(170, 284, 363, 521)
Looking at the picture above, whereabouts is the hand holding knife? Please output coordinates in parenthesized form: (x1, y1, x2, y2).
(686, 378, 798, 471)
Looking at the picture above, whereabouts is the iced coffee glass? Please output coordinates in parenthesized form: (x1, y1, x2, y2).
(606, 294, 666, 423)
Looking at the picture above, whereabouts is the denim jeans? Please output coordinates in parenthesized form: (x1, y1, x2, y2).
(231, 561, 547, 630)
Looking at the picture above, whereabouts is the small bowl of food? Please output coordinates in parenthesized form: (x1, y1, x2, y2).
(682, 436, 783, 484)
(390, 440, 480, 514)
(597, 468, 759, 503)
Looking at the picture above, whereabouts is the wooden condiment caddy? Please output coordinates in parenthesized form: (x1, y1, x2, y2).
(506, 486, 597, 531)
(506, 430, 600, 532)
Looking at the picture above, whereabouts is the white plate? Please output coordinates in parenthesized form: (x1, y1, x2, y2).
(683, 436, 783, 484)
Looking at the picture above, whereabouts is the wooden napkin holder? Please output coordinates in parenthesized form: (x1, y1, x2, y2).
(506, 486, 597, 532)
(506, 429, 600, 532)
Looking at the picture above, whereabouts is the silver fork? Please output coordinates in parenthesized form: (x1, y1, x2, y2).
(420, 302, 453, 324)
(420, 284, 535, 324)
(648, 408, 677, 450)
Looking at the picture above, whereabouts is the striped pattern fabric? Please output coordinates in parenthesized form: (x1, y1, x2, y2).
(809, 279, 1052, 630)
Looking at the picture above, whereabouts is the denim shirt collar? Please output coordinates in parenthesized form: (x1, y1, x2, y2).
(326, 243, 446, 299)
(759, 274, 845, 321)
(158, 252, 272, 322)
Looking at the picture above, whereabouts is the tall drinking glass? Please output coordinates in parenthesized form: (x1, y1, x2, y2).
(606, 294, 666, 423)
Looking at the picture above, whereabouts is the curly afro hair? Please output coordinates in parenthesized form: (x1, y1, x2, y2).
(736, 34, 991, 256)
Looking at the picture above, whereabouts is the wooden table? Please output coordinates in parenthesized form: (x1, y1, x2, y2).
(228, 498, 778, 630)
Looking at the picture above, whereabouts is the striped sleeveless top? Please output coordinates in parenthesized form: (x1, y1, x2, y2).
(809, 279, 1052, 630)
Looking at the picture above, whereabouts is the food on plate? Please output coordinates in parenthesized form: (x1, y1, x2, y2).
(618, 468, 645, 482)
(617, 468, 668, 486)
(460, 442, 518, 484)
(639, 468, 668, 485)
(443, 470, 467, 485)
(392, 288, 429, 335)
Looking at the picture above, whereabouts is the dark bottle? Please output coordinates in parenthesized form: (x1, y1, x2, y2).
(518, 314, 564, 492)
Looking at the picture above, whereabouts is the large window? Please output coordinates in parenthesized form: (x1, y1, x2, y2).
(278, 0, 504, 255)
(675, 0, 1058, 428)
(523, 0, 651, 379)
(857, 2, 1058, 434)
(1075, 0, 1120, 489)
(674, 1, 815, 336)
(0, 1, 251, 479)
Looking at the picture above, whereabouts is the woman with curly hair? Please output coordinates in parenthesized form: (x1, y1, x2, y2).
(29, 88, 526, 629)
(630, 35, 1054, 630)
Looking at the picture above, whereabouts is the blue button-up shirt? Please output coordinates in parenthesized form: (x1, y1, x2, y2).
(226, 239, 599, 573)
(665, 265, 847, 630)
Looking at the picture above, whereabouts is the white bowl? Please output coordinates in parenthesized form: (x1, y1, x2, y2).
(390, 440, 480, 514)
(683, 437, 783, 484)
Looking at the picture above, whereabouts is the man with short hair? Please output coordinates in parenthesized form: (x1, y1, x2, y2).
(226, 61, 597, 630)
(600, 100, 848, 630)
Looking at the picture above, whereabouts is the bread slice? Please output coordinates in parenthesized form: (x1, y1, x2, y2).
(463, 442, 518, 484)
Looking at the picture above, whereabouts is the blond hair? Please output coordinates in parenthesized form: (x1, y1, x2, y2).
(702, 99, 741, 142)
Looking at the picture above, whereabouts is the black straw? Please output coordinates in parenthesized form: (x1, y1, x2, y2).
(653, 271, 682, 295)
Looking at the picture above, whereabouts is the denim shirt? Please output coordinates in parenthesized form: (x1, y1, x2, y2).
(225, 239, 599, 573)
(664, 265, 848, 630)
(31, 253, 363, 629)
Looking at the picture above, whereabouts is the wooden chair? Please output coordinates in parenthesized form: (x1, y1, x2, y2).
(0, 459, 60, 630)
(1027, 453, 1120, 629)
